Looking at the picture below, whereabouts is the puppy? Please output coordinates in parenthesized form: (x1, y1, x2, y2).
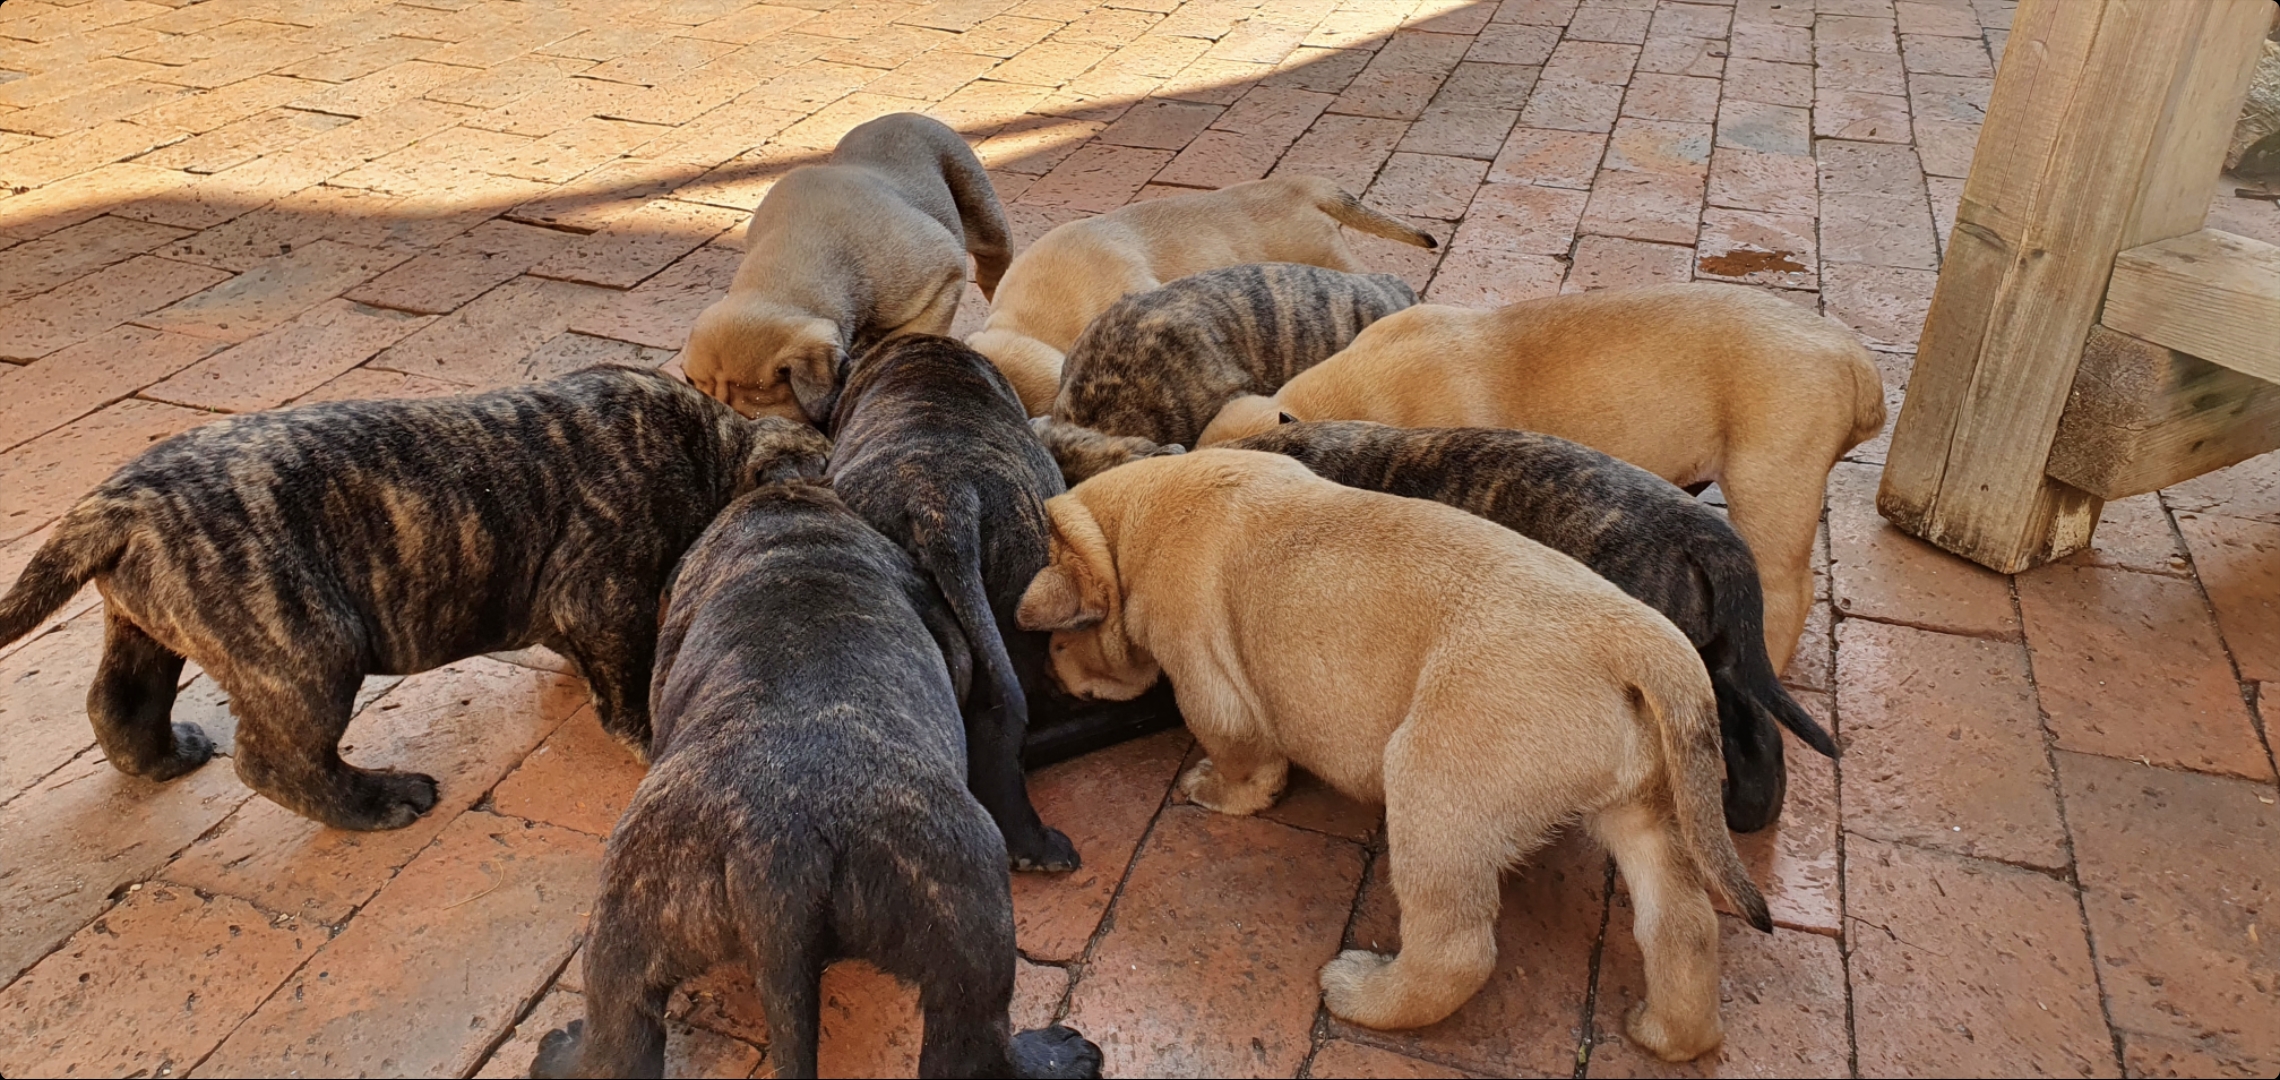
(968, 175, 1437, 416)
(1197, 283, 1886, 674)
(531, 481, 1102, 1080)
(1033, 262, 1415, 483)
(1015, 449, 1770, 1062)
(825, 334, 1076, 872)
(1229, 420, 1838, 833)
(0, 367, 829, 831)
(683, 112, 1011, 424)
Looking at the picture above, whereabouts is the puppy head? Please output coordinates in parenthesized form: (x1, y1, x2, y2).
(1196, 395, 1294, 447)
(1030, 417, 1185, 487)
(1016, 496, 1160, 701)
(735, 414, 834, 493)
(684, 300, 847, 425)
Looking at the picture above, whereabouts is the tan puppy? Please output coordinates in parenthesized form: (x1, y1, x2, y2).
(1014, 449, 1770, 1062)
(684, 113, 1010, 423)
(1196, 283, 1884, 674)
(968, 175, 1437, 415)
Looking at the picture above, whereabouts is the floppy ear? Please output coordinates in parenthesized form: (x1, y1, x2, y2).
(784, 340, 846, 426)
(1017, 563, 1101, 632)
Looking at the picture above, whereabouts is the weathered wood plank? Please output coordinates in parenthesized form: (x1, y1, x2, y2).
(2102, 228, 2280, 383)
(2047, 324, 2280, 499)
(1877, 0, 2275, 573)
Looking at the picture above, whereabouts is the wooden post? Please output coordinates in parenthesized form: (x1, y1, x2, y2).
(1877, 0, 2276, 574)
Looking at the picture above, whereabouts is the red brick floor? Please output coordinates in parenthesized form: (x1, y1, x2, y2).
(3, 0, 2279, 1076)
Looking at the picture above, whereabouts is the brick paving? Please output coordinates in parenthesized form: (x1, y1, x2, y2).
(2, 0, 2279, 1075)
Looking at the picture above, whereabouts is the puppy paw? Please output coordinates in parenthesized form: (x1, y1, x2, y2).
(333, 769, 440, 831)
(530, 1020, 584, 1079)
(1319, 949, 1397, 1022)
(1011, 1024, 1103, 1079)
(1177, 757, 1283, 816)
(143, 722, 217, 781)
(1010, 826, 1081, 873)
(1624, 999, 1723, 1063)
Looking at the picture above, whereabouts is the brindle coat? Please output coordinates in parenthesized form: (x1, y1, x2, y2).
(825, 334, 1079, 871)
(0, 367, 830, 831)
(1035, 263, 1416, 486)
(530, 482, 1103, 1080)
(1228, 421, 1838, 832)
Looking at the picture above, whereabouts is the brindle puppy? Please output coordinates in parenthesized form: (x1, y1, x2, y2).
(825, 334, 1078, 871)
(531, 481, 1102, 1080)
(1229, 421, 1838, 832)
(0, 367, 830, 832)
(1034, 263, 1416, 485)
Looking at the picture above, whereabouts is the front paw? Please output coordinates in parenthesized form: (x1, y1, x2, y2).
(1010, 826, 1080, 873)
(1177, 757, 1284, 816)
(1011, 1024, 1102, 1079)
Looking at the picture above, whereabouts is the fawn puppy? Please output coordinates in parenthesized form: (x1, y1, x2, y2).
(531, 482, 1101, 1080)
(1016, 449, 1770, 1062)
(969, 176, 1436, 415)
(683, 113, 1010, 424)
(1230, 420, 1838, 833)
(825, 335, 1077, 872)
(0, 368, 829, 831)
(1033, 262, 1416, 485)
(1197, 283, 1885, 673)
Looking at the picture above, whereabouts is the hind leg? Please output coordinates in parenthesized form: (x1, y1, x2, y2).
(230, 670, 438, 831)
(535, 923, 676, 1079)
(1591, 800, 1725, 1062)
(1320, 727, 1527, 1029)
(886, 274, 967, 340)
(1717, 457, 1824, 675)
(555, 595, 658, 761)
(86, 608, 210, 781)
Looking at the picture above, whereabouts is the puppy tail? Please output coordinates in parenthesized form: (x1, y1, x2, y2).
(1305, 177, 1438, 250)
(913, 496, 1030, 736)
(1637, 653, 1773, 933)
(1698, 547, 1836, 759)
(0, 496, 129, 647)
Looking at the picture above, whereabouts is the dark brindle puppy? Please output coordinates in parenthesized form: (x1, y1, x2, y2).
(1034, 262, 1415, 486)
(1229, 420, 1839, 832)
(530, 481, 1103, 1080)
(825, 333, 1078, 871)
(0, 367, 830, 832)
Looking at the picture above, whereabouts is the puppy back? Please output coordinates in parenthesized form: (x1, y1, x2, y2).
(1057, 264, 1416, 446)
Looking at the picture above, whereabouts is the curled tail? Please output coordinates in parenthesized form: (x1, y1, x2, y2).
(0, 498, 129, 646)
(1635, 649, 1773, 932)
(1697, 549, 1837, 758)
(1301, 176, 1438, 250)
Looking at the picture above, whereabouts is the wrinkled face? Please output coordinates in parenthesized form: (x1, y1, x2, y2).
(1045, 624, 1160, 702)
(1016, 506, 1162, 701)
(735, 415, 834, 495)
(1195, 394, 1288, 447)
(683, 302, 844, 424)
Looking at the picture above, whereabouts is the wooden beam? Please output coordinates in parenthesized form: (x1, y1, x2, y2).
(1877, 0, 2276, 574)
(2102, 228, 2280, 383)
(2046, 324, 2280, 499)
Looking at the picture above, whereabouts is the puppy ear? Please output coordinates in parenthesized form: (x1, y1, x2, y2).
(1017, 563, 1101, 632)
(784, 340, 846, 426)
